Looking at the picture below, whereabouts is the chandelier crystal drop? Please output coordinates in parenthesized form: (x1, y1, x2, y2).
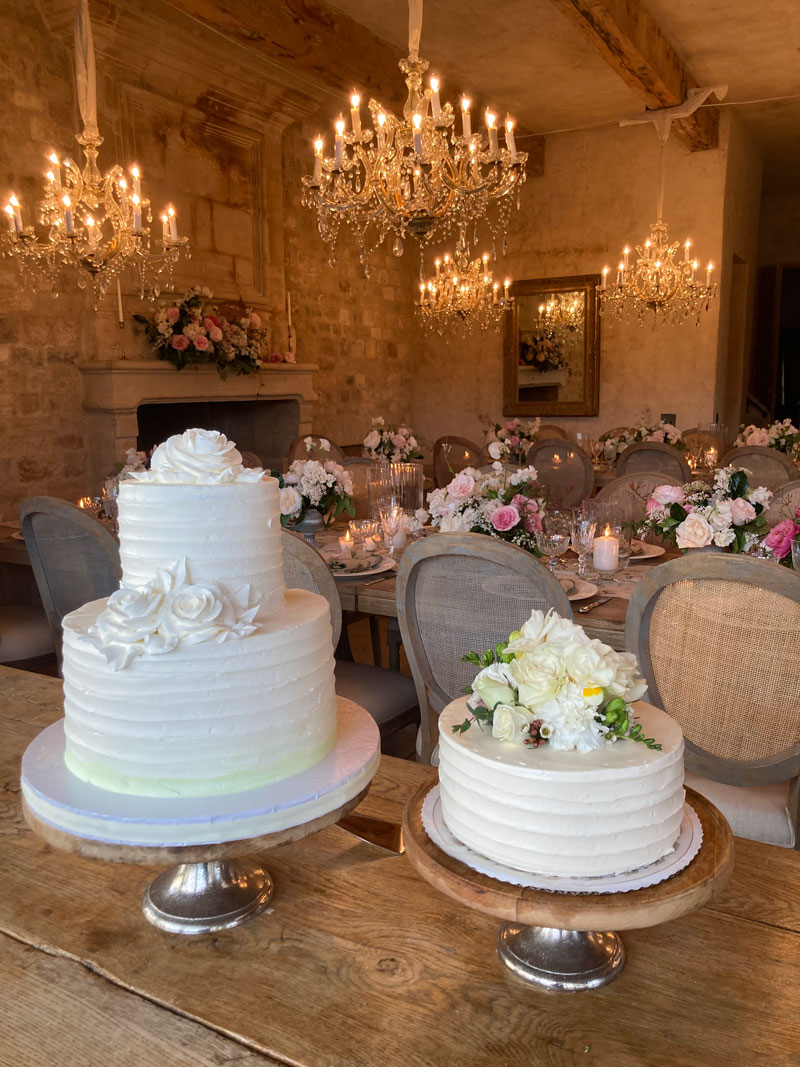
(416, 251, 513, 335)
(0, 0, 188, 308)
(301, 1, 526, 277)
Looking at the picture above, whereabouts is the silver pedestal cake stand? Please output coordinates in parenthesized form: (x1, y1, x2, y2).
(21, 697, 379, 935)
(403, 782, 734, 992)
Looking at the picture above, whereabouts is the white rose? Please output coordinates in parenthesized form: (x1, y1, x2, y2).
(565, 643, 616, 702)
(708, 500, 733, 531)
(605, 651, 648, 702)
(747, 486, 772, 509)
(472, 662, 517, 710)
(145, 429, 243, 483)
(160, 584, 226, 644)
(86, 585, 174, 671)
(364, 429, 381, 450)
(488, 441, 504, 460)
(509, 646, 567, 708)
(713, 527, 736, 547)
(675, 513, 714, 549)
(319, 438, 331, 452)
(279, 486, 303, 516)
(491, 704, 533, 744)
(440, 512, 468, 532)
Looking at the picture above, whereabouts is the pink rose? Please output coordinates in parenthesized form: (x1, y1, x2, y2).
(166, 306, 180, 324)
(208, 326, 223, 342)
(505, 420, 516, 431)
(193, 335, 210, 351)
(652, 485, 685, 507)
(646, 498, 664, 517)
(269, 352, 283, 363)
(170, 334, 189, 350)
(391, 433, 407, 449)
(203, 316, 220, 330)
(729, 497, 756, 525)
(249, 312, 261, 328)
(645, 430, 665, 443)
(746, 429, 770, 447)
(448, 472, 476, 500)
(491, 504, 521, 532)
(764, 519, 799, 560)
(512, 496, 542, 534)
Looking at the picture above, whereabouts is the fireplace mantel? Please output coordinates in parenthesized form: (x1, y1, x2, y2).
(78, 360, 317, 484)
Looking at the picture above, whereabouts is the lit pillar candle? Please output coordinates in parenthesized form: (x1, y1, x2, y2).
(486, 111, 498, 156)
(130, 165, 141, 199)
(593, 528, 619, 572)
(131, 193, 141, 232)
(338, 531, 354, 557)
(393, 514, 407, 551)
(62, 194, 74, 235)
(167, 205, 178, 241)
(504, 116, 517, 162)
(312, 137, 323, 183)
(334, 117, 345, 169)
(9, 194, 22, 230)
(461, 96, 471, 138)
(48, 153, 62, 189)
(350, 92, 361, 137)
(429, 76, 442, 121)
(412, 113, 423, 157)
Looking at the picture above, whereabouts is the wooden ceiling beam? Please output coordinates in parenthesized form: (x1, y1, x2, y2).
(548, 0, 719, 150)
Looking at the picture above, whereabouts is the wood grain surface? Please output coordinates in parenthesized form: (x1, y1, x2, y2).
(2, 667, 799, 1067)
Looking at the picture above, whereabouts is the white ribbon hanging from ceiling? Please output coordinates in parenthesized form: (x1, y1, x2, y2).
(74, 0, 98, 135)
(408, 0, 423, 59)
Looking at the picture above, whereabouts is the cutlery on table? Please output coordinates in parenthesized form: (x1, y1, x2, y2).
(578, 597, 612, 614)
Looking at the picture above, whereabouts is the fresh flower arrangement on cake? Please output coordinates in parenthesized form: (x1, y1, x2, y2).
(134, 287, 269, 378)
(484, 418, 541, 464)
(760, 507, 800, 566)
(453, 609, 657, 751)
(638, 466, 772, 552)
(599, 420, 685, 458)
(425, 465, 545, 552)
(276, 457, 354, 526)
(734, 419, 800, 458)
(363, 417, 422, 461)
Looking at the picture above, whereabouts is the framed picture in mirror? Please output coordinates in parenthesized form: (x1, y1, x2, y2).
(503, 274, 600, 416)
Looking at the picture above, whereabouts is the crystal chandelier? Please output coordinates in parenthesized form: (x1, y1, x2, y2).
(0, 0, 188, 308)
(599, 93, 725, 327)
(416, 251, 513, 335)
(301, 0, 526, 276)
(536, 292, 584, 339)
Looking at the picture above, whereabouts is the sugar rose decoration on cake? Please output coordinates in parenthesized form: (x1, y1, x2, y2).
(129, 426, 265, 484)
(456, 610, 658, 751)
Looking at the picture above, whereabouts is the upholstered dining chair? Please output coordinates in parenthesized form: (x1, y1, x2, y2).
(626, 554, 800, 849)
(615, 442, 691, 481)
(19, 496, 122, 670)
(286, 434, 346, 465)
(396, 532, 572, 763)
(525, 438, 594, 506)
(594, 472, 683, 522)
(281, 532, 419, 756)
(719, 445, 797, 491)
(765, 479, 800, 527)
(433, 436, 485, 487)
(535, 423, 568, 440)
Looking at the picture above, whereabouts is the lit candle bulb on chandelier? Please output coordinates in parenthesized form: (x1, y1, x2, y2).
(161, 212, 169, 242)
(691, 259, 698, 283)
(419, 282, 426, 306)
(85, 215, 97, 250)
(312, 137, 323, 184)
(377, 111, 387, 132)
(623, 246, 630, 269)
(435, 257, 441, 276)
(601, 266, 609, 290)
(644, 238, 651, 259)
(706, 262, 714, 285)
(492, 282, 499, 305)
(130, 165, 141, 199)
(334, 117, 345, 169)
(8, 194, 22, 231)
(469, 141, 479, 181)
(4, 204, 16, 232)
(460, 96, 471, 138)
(62, 193, 74, 235)
(684, 239, 691, 262)
(429, 76, 442, 121)
(131, 193, 142, 232)
(617, 261, 624, 285)
(48, 152, 62, 189)
(350, 92, 361, 137)
(412, 113, 424, 157)
(504, 116, 517, 162)
(504, 279, 510, 300)
(486, 111, 499, 156)
(167, 205, 178, 242)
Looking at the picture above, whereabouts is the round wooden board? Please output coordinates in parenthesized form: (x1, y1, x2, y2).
(402, 785, 734, 931)
(23, 784, 371, 866)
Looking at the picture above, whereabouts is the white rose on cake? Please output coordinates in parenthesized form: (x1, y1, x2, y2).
(491, 704, 534, 743)
(87, 585, 175, 670)
(509, 646, 567, 707)
(471, 661, 516, 710)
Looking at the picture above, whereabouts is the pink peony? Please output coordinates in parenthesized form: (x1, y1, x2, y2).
(512, 495, 543, 534)
(249, 312, 261, 328)
(491, 504, 521, 532)
(208, 326, 223, 342)
(764, 519, 800, 560)
(729, 497, 756, 525)
(448, 472, 476, 500)
(166, 306, 180, 324)
(645, 498, 665, 517)
(170, 334, 189, 350)
(652, 485, 685, 507)
(746, 429, 770, 447)
(193, 335, 210, 351)
(203, 316, 220, 330)
(268, 352, 283, 363)
(391, 433, 407, 449)
(645, 430, 665, 443)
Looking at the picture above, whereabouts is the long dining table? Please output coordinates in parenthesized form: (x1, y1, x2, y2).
(2, 666, 799, 1066)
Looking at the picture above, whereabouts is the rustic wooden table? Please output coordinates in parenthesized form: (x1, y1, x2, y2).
(2, 667, 798, 1067)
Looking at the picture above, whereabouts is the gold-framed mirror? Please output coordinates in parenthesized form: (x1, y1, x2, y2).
(503, 274, 600, 416)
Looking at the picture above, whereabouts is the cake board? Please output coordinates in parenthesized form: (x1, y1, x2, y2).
(21, 697, 380, 935)
(402, 784, 734, 992)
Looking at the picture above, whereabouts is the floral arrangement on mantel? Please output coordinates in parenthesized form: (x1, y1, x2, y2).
(735, 419, 800, 459)
(363, 417, 422, 462)
(762, 508, 800, 566)
(600, 420, 686, 458)
(485, 418, 541, 464)
(425, 464, 545, 552)
(453, 609, 658, 752)
(638, 467, 772, 552)
(275, 441, 354, 527)
(519, 328, 567, 374)
(135, 287, 294, 379)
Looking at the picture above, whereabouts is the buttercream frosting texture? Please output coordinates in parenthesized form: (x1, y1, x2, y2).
(129, 428, 265, 483)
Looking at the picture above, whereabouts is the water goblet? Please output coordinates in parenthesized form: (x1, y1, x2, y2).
(569, 515, 596, 577)
(349, 518, 379, 554)
(379, 505, 405, 556)
(535, 529, 571, 573)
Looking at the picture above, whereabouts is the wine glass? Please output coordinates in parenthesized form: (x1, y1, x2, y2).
(349, 518, 380, 553)
(379, 505, 405, 556)
(535, 528, 571, 573)
(570, 515, 597, 577)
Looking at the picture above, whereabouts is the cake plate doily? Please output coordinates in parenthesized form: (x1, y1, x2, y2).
(403, 784, 733, 992)
(21, 697, 379, 936)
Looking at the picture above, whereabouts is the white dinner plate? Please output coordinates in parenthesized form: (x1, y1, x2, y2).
(11, 531, 24, 541)
(326, 555, 398, 580)
(555, 572, 598, 601)
(630, 539, 666, 561)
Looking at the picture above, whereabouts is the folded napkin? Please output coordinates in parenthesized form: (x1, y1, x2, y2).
(328, 552, 385, 574)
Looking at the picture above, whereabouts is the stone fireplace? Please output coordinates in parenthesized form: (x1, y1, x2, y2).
(78, 360, 317, 484)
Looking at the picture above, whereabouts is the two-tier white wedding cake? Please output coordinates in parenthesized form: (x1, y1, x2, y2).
(60, 429, 338, 799)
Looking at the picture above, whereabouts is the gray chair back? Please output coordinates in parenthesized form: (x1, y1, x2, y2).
(19, 496, 122, 669)
(765, 479, 800, 527)
(616, 441, 691, 481)
(286, 435, 346, 465)
(281, 531, 341, 648)
(342, 457, 381, 519)
(239, 450, 263, 468)
(433, 436, 485, 487)
(594, 472, 683, 522)
(396, 532, 572, 762)
(626, 553, 800, 839)
(525, 438, 594, 505)
(719, 446, 797, 491)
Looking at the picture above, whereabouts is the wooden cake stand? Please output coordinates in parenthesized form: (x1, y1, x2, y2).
(22, 698, 379, 936)
(403, 784, 734, 992)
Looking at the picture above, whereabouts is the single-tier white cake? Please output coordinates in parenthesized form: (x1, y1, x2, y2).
(438, 699, 685, 878)
(60, 429, 338, 798)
